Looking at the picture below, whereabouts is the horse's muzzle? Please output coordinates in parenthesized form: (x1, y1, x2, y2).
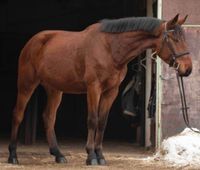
(179, 68, 192, 77)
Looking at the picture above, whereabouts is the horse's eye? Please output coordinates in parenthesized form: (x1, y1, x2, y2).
(173, 32, 182, 42)
(169, 34, 179, 42)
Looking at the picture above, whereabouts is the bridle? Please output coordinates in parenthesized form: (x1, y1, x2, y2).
(158, 22, 190, 70)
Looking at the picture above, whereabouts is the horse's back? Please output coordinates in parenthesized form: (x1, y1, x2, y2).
(20, 23, 101, 65)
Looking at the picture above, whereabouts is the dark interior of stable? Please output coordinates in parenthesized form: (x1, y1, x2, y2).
(0, 0, 156, 146)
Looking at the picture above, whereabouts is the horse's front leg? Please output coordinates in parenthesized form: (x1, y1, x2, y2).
(86, 83, 101, 165)
(95, 87, 119, 165)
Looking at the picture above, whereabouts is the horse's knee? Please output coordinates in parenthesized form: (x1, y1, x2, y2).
(87, 116, 98, 129)
(98, 122, 105, 132)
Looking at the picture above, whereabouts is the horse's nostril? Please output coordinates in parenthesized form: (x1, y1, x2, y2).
(184, 68, 192, 76)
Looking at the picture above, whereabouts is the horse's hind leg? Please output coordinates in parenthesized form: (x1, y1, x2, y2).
(8, 68, 39, 164)
(85, 83, 101, 165)
(95, 87, 119, 165)
(42, 86, 66, 163)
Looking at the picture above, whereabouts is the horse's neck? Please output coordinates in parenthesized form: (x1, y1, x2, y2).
(109, 31, 157, 66)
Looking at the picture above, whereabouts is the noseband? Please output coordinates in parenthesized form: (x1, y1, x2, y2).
(159, 22, 190, 70)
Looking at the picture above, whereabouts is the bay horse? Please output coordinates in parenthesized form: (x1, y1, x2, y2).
(8, 14, 192, 165)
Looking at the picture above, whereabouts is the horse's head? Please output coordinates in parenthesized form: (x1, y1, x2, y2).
(154, 14, 192, 77)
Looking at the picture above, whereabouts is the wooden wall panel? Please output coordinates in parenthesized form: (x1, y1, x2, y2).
(162, 0, 200, 25)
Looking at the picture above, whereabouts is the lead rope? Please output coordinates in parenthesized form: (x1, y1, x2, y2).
(176, 73, 200, 133)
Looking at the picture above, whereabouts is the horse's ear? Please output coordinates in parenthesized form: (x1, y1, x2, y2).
(177, 15, 188, 25)
(167, 14, 179, 29)
(153, 14, 179, 36)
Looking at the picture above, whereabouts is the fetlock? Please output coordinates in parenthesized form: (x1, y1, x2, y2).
(85, 148, 98, 165)
(50, 147, 67, 163)
(8, 144, 19, 164)
(95, 148, 106, 165)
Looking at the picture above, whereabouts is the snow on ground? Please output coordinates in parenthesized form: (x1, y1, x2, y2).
(153, 128, 200, 167)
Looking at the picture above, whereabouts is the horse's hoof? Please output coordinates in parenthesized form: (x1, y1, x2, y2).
(98, 158, 106, 165)
(8, 157, 19, 164)
(55, 156, 67, 163)
(86, 158, 98, 165)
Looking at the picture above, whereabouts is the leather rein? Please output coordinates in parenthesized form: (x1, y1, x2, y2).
(176, 73, 200, 133)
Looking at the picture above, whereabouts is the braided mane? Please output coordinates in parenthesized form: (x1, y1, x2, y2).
(100, 17, 162, 33)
